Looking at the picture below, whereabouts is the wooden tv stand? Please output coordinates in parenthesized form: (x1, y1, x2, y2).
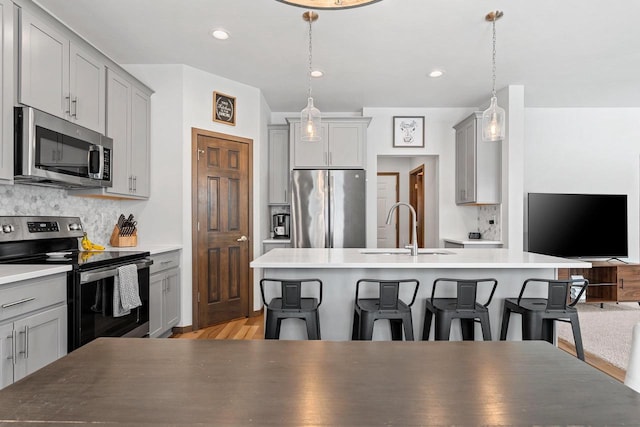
(558, 261, 640, 304)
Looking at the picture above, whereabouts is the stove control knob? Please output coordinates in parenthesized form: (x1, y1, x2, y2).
(1, 224, 14, 233)
(69, 223, 82, 231)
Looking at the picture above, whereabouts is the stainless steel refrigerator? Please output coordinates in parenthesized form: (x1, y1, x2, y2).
(291, 169, 366, 248)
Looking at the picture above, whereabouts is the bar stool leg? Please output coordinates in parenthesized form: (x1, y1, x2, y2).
(460, 318, 475, 341)
(569, 314, 585, 361)
(265, 311, 278, 339)
(479, 312, 492, 341)
(422, 308, 434, 340)
(390, 319, 403, 340)
(360, 313, 375, 340)
(402, 314, 414, 341)
(435, 313, 452, 341)
(351, 310, 361, 340)
(304, 312, 319, 340)
(499, 304, 511, 340)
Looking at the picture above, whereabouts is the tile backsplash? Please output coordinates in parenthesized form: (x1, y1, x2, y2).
(0, 184, 121, 245)
(478, 205, 501, 241)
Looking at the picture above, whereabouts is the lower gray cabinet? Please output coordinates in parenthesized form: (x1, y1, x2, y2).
(0, 274, 67, 390)
(149, 251, 180, 338)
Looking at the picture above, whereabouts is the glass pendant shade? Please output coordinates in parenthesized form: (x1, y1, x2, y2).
(301, 97, 321, 142)
(482, 96, 505, 141)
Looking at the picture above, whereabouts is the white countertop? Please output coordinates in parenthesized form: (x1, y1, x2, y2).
(107, 244, 182, 255)
(443, 238, 503, 245)
(0, 264, 71, 285)
(250, 248, 591, 269)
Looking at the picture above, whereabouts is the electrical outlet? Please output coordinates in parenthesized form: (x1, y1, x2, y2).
(489, 214, 497, 225)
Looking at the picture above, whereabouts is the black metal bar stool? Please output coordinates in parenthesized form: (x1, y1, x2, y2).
(421, 278, 498, 341)
(351, 278, 419, 340)
(260, 278, 323, 340)
(499, 278, 588, 360)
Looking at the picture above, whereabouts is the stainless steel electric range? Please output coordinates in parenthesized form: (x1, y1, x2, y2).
(0, 216, 152, 352)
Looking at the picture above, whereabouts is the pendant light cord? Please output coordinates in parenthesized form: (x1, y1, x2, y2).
(491, 15, 497, 98)
(307, 17, 313, 99)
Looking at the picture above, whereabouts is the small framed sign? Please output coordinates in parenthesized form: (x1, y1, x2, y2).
(393, 116, 424, 148)
(213, 91, 236, 126)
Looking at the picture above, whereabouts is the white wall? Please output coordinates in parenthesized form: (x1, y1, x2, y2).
(125, 64, 268, 326)
(524, 107, 640, 262)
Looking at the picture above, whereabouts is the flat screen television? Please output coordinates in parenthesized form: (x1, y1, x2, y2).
(526, 193, 628, 258)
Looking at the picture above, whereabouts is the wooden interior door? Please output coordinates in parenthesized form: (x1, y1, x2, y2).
(409, 165, 425, 248)
(193, 129, 253, 329)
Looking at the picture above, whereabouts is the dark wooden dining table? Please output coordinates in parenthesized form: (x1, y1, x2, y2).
(0, 338, 639, 425)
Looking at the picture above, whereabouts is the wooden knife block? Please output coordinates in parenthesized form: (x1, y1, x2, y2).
(109, 225, 138, 247)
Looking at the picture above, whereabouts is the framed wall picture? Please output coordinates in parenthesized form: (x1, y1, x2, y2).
(213, 91, 236, 126)
(393, 116, 424, 148)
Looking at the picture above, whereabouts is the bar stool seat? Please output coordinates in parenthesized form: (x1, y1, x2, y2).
(260, 278, 322, 340)
(422, 278, 498, 341)
(499, 278, 588, 360)
(351, 278, 419, 340)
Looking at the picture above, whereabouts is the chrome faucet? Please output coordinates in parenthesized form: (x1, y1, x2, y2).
(385, 202, 418, 256)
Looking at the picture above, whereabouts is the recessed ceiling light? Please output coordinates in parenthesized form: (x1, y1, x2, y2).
(311, 70, 324, 78)
(212, 29, 230, 40)
(429, 70, 444, 78)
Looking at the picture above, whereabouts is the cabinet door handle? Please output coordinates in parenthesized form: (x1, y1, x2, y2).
(284, 189, 287, 202)
(65, 96, 71, 114)
(323, 152, 327, 165)
(620, 278, 624, 289)
(2, 297, 36, 309)
(329, 152, 332, 165)
(10, 330, 16, 365)
(133, 176, 137, 192)
(71, 97, 78, 118)
(129, 176, 133, 192)
(19, 326, 29, 359)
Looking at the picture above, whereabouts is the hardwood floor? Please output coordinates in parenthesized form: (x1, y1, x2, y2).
(172, 317, 625, 382)
(172, 315, 264, 340)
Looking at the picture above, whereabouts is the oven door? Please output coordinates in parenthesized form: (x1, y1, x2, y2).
(68, 258, 151, 352)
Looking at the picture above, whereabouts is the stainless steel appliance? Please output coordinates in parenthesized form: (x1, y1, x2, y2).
(291, 169, 366, 248)
(0, 216, 151, 352)
(14, 107, 113, 188)
(272, 213, 290, 239)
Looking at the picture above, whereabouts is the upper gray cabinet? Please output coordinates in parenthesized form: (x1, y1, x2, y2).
(19, 8, 105, 134)
(288, 117, 370, 169)
(453, 112, 501, 205)
(103, 68, 150, 199)
(0, 0, 13, 183)
(268, 124, 289, 205)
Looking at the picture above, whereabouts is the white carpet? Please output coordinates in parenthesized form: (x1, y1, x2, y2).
(557, 302, 640, 370)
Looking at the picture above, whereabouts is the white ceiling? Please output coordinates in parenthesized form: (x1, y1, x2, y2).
(35, 0, 640, 112)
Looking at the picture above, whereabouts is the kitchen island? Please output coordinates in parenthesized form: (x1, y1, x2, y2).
(250, 248, 591, 341)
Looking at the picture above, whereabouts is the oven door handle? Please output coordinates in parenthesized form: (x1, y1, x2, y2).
(79, 259, 153, 284)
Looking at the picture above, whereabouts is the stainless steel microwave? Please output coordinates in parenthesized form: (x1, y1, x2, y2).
(14, 106, 113, 188)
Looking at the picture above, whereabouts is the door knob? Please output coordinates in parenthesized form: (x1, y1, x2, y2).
(237, 235, 248, 242)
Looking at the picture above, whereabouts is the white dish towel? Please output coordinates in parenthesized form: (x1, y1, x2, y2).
(113, 264, 142, 317)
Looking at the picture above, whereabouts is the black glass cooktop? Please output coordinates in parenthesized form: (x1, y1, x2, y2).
(1, 250, 149, 270)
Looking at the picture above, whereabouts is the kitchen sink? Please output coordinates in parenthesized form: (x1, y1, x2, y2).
(358, 248, 454, 255)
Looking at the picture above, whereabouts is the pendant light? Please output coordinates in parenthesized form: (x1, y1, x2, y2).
(300, 11, 321, 142)
(482, 10, 505, 142)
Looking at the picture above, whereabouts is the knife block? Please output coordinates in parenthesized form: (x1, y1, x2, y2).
(109, 225, 138, 247)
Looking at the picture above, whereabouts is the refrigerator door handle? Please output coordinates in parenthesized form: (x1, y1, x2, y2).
(329, 174, 334, 248)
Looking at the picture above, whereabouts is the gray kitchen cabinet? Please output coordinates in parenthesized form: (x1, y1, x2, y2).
(149, 251, 180, 338)
(0, 0, 13, 183)
(268, 125, 290, 204)
(0, 273, 67, 390)
(19, 8, 105, 134)
(104, 68, 150, 199)
(263, 240, 291, 253)
(288, 117, 370, 169)
(453, 112, 501, 205)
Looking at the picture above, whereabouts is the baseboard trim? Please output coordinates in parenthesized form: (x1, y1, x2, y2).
(172, 325, 193, 335)
(250, 308, 264, 318)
